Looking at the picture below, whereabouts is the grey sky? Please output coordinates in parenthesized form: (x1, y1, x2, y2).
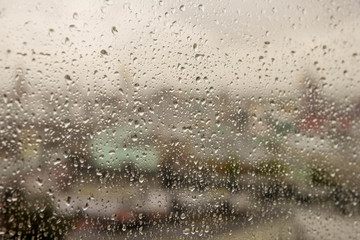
(0, 0, 359, 100)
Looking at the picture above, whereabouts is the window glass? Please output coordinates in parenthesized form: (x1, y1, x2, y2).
(1, 0, 360, 239)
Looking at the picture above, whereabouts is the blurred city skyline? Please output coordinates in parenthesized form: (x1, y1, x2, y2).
(1, 1, 360, 239)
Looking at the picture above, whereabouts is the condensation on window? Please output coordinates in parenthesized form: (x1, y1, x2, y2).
(1, 0, 360, 239)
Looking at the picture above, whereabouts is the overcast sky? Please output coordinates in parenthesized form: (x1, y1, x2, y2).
(0, 0, 359, 100)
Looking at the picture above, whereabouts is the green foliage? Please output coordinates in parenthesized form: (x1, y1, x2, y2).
(1, 188, 74, 239)
(310, 167, 336, 187)
(256, 159, 289, 178)
(275, 122, 296, 135)
(290, 163, 337, 187)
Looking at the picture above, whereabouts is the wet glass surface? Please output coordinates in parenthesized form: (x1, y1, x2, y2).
(1, 0, 360, 239)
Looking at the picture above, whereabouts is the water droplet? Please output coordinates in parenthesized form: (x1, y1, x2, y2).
(83, 203, 89, 211)
(35, 178, 43, 187)
(54, 159, 61, 165)
(111, 26, 118, 34)
(131, 134, 138, 142)
(100, 49, 108, 56)
(65, 196, 71, 206)
(139, 174, 144, 183)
